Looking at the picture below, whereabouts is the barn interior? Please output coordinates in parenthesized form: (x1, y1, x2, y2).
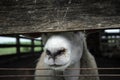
(0, 29, 120, 80)
(0, 0, 120, 80)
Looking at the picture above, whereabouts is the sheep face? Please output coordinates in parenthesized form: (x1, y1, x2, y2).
(42, 32, 83, 71)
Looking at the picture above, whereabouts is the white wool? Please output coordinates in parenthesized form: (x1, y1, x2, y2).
(44, 35, 71, 53)
(34, 32, 100, 80)
(44, 35, 71, 70)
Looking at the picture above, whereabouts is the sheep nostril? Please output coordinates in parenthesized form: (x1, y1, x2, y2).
(52, 55, 56, 61)
(46, 49, 51, 56)
(48, 55, 56, 61)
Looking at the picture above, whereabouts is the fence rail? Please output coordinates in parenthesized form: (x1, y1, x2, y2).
(1, 68, 120, 70)
(0, 74, 120, 77)
(0, 68, 120, 78)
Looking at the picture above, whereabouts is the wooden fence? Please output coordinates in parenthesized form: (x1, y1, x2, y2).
(0, 35, 43, 56)
(0, 0, 120, 34)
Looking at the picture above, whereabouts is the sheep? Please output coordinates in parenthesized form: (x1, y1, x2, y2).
(34, 32, 100, 80)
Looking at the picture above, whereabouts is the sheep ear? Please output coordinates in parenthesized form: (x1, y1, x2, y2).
(73, 31, 86, 36)
(41, 33, 50, 45)
(43, 33, 48, 36)
(73, 31, 79, 34)
(22, 33, 41, 38)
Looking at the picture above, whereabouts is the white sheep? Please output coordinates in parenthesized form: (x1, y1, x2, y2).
(35, 32, 100, 80)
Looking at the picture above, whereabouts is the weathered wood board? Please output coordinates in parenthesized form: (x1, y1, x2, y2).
(0, 0, 120, 35)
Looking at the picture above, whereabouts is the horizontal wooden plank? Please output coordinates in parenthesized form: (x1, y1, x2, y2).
(0, 0, 120, 34)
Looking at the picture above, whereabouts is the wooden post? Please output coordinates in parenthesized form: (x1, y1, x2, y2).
(31, 39, 34, 54)
(16, 35, 20, 58)
(41, 39, 44, 52)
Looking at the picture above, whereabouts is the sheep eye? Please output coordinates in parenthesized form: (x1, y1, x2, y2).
(57, 49, 66, 55)
(46, 50, 51, 56)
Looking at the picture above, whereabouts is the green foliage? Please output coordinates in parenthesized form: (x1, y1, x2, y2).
(20, 47, 31, 53)
(0, 48, 16, 55)
(0, 41, 42, 55)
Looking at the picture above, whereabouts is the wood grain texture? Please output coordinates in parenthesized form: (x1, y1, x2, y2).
(0, 0, 120, 34)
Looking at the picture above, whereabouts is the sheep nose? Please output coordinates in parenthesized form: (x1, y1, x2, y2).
(51, 54, 57, 61)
